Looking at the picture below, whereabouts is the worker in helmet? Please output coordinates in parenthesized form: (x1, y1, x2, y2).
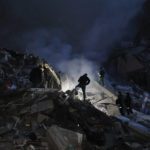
(98, 67, 105, 86)
(116, 91, 124, 115)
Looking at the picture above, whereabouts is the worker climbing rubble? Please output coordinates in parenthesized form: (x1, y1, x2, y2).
(98, 67, 105, 86)
(76, 73, 90, 101)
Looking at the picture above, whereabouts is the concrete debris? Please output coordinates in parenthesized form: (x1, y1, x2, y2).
(0, 48, 61, 91)
(37, 113, 49, 123)
(0, 142, 13, 150)
(47, 125, 85, 150)
(0, 87, 149, 150)
(117, 116, 150, 139)
(0, 49, 150, 149)
(20, 100, 54, 114)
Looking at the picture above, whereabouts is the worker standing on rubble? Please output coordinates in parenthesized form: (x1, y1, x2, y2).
(124, 92, 132, 115)
(98, 67, 105, 86)
(116, 91, 124, 115)
(76, 73, 90, 101)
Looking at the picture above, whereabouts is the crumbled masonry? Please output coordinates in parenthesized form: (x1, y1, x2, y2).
(0, 88, 150, 150)
(0, 49, 150, 150)
(0, 48, 61, 90)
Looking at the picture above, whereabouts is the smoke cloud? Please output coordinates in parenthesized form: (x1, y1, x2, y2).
(0, 0, 146, 89)
(0, 0, 145, 63)
(83, 0, 146, 61)
(57, 58, 103, 94)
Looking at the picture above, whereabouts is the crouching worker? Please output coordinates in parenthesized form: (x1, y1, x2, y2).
(76, 73, 90, 101)
(124, 92, 133, 115)
(98, 67, 105, 86)
(116, 91, 124, 115)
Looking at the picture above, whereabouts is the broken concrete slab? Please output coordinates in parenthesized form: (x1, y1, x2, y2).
(20, 100, 54, 114)
(31, 100, 54, 114)
(0, 127, 10, 135)
(47, 125, 86, 150)
(27, 88, 59, 93)
(0, 142, 13, 150)
(37, 113, 49, 123)
(116, 116, 150, 139)
(91, 81, 117, 101)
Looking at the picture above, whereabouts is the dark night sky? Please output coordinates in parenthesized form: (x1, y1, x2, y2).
(0, 0, 145, 64)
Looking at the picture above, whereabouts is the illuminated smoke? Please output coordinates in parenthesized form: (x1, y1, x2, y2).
(0, 0, 145, 64)
(57, 58, 100, 92)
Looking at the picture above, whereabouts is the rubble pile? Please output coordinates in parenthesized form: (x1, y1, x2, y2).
(106, 48, 150, 114)
(0, 88, 150, 150)
(0, 48, 61, 90)
(0, 48, 150, 149)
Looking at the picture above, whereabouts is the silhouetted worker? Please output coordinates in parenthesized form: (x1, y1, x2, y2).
(124, 92, 132, 115)
(76, 73, 90, 101)
(29, 65, 43, 87)
(98, 67, 105, 86)
(116, 91, 124, 115)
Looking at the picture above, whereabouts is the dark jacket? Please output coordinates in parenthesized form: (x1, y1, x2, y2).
(78, 75, 90, 86)
(116, 93, 123, 107)
(100, 69, 105, 78)
(124, 95, 132, 107)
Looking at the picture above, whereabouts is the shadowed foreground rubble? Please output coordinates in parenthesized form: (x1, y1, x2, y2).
(0, 49, 150, 149)
(0, 88, 150, 150)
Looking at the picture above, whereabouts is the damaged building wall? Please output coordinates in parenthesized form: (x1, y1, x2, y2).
(107, 51, 150, 92)
(108, 53, 144, 77)
(0, 48, 61, 90)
